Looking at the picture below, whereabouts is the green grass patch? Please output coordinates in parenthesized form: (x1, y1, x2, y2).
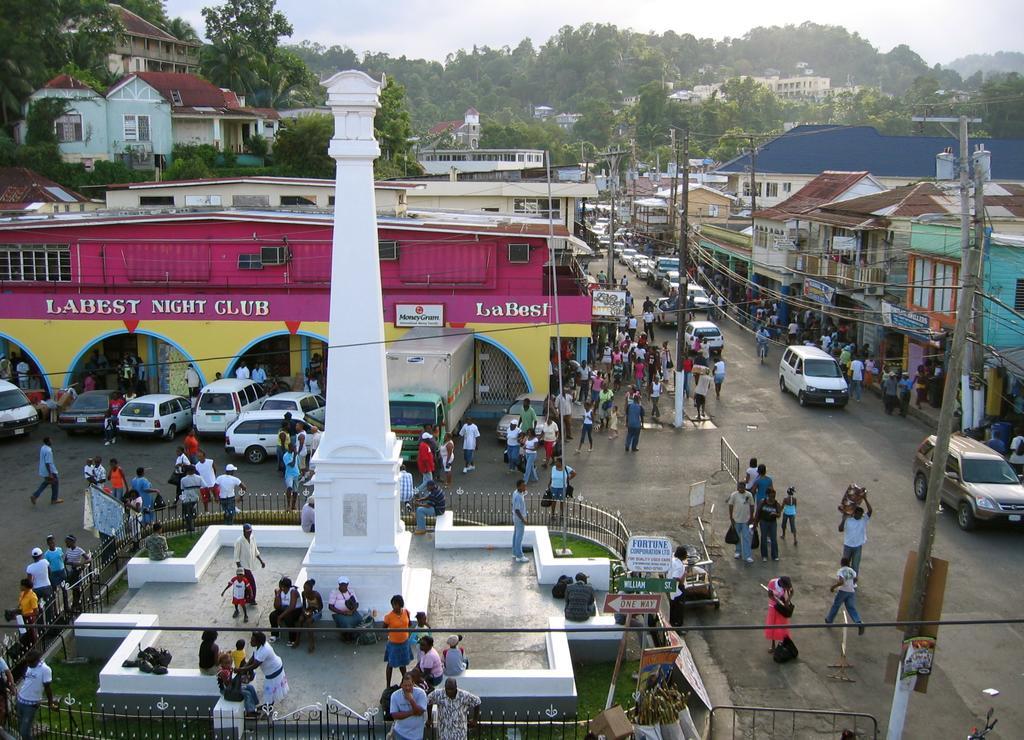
(50, 659, 102, 703)
(551, 535, 616, 559)
(574, 660, 640, 718)
(167, 530, 203, 555)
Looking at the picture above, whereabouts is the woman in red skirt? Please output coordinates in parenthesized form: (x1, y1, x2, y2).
(764, 576, 794, 652)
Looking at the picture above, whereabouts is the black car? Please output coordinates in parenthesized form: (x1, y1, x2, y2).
(57, 390, 117, 433)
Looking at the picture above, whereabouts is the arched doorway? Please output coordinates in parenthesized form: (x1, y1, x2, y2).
(474, 336, 531, 405)
(227, 331, 328, 389)
(67, 330, 199, 397)
(0, 333, 52, 396)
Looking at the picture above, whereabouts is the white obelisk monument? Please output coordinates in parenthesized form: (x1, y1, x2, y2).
(302, 71, 414, 612)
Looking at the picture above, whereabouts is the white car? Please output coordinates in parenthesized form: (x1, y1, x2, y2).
(618, 248, 638, 265)
(224, 410, 324, 464)
(684, 321, 724, 354)
(261, 392, 327, 425)
(118, 394, 193, 439)
(495, 394, 548, 443)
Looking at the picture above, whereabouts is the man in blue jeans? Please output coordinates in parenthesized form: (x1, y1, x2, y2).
(17, 650, 57, 740)
(511, 479, 528, 563)
(728, 481, 755, 563)
(624, 397, 644, 452)
(825, 557, 865, 635)
(413, 480, 446, 535)
(29, 437, 63, 505)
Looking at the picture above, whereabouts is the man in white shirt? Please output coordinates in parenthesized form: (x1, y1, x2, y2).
(251, 364, 267, 385)
(557, 390, 575, 440)
(17, 651, 56, 738)
(825, 556, 865, 634)
(627, 315, 638, 340)
(839, 494, 873, 574)
(185, 364, 201, 398)
(235, 362, 250, 380)
(16, 358, 30, 389)
(300, 496, 315, 533)
(1010, 427, 1024, 474)
(668, 545, 687, 627)
(194, 450, 217, 515)
(234, 524, 265, 605)
(459, 417, 480, 473)
(787, 321, 799, 343)
(849, 357, 865, 401)
(505, 421, 521, 472)
(216, 464, 245, 525)
(744, 458, 760, 493)
(26, 547, 52, 602)
(398, 464, 414, 508)
(642, 308, 656, 341)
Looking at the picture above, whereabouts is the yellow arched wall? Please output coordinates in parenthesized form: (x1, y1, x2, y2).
(3, 318, 588, 394)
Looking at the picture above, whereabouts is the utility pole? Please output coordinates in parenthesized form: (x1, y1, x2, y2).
(674, 128, 690, 428)
(971, 146, 987, 426)
(602, 149, 627, 287)
(748, 135, 758, 234)
(630, 138, 638, 234)
(956, 116, 974, 431)
(668, 129, 678, 236)
(885, 115, 983, 740)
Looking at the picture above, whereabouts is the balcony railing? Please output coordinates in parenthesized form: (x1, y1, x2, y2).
(798, 253, 886, 289)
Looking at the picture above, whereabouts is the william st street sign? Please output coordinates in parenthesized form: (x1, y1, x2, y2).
(621, 578, 677, 594)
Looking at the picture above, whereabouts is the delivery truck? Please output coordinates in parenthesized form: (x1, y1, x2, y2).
(386, 328, 475, 461)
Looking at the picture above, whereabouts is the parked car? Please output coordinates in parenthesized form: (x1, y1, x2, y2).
(913, 433, 1024, 531)
(194, 379, 268, 435)
(58, 390, 117, 433)
(117, 394, 193, 439)
(778, 345, 849, 408)
(495, 394, 548, 443)
(636, 260, 653, 282)
(0, 380, 39, 438)
(618, 248, 638, 265)
(683, 320, 724, 354)
(224, 410, 324, 464)
(261, 391, 327, 425)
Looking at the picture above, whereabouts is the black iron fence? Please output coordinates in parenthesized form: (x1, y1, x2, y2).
(2, 700, 594, 740)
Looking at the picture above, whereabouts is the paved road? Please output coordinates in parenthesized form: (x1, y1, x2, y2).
(1, 316, 1019, 736)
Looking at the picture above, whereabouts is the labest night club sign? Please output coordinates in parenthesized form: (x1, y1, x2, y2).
(45, 298, 272, 317)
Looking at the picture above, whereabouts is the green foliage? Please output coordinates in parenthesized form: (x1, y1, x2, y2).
(171, 143, 219, 168)
(246, 133, 269, 158)
(163, 156, 213, 181)
(109, 0, 169, 27)
(376, 78, 421, 177)
(25, 98, 69, 145)
(978, 73, 1024, 139)
(202, 0, 293, 51)
(272, 114, 333, 178)
(166, 17, 201, 43)
(0, 130, 16, 164)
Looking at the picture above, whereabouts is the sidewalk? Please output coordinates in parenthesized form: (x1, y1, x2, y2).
(863, 382, 940, 429)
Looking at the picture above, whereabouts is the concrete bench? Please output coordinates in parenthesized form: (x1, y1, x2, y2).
(128, 526, 313, 588)
(433, 512, 611, 591)
(213, 698, 245, 739)
(553, 614, 624, 663)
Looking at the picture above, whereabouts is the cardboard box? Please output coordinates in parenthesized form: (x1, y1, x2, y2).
(589, 705, 634, 740)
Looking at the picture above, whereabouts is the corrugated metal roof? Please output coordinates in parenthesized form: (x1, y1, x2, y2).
(754, 171, 872, 221)
(0, 168, 89, 204)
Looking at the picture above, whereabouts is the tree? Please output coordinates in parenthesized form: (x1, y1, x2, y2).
(979, 72, 1024, 138)
(272, 114, 333, 178)
(25, 98, 69, 145)
(166, 17, 200, 43)
(202, 0, 294, 51)
(110, 0, 169, 27)
(163, 155, 213, 181)
(375, 78, 421, 178)
(201, 39, 259, 96)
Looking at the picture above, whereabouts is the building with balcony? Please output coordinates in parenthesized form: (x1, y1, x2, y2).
(108, 5, 201, 76)
(0, 209, 592, 405)
(416, 148, 547, 176)
(746, 75, 833, 100)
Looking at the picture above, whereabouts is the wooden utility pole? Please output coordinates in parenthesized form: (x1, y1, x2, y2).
(668, 129, 678, 236)
(748, 135, 758, 233)
(971, 147, 987, 423)
(602, 149, 627, 287)
(674, 128, 690, 428)
(885, 116, 983, 740)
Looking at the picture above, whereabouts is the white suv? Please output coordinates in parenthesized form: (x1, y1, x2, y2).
(261, 392, 327, 425)
(225, 410, 323, 464)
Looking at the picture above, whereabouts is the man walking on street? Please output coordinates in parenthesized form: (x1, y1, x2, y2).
(729, 481, 755, 563)
(29, 437, 63, 505)
(650, 376, 662, 420)
(234, 524, 265, 605)
(881, 371, 899, 415)
(754, 487, 781, 562)
(825, 557, 865, 635)
(849, 355, 864, 401)
(557, 390, 574, 441)
(624, 395, 644, 452)
(416, 428, 437, 492)
(459, 417, 480, 473)
(511, 479, 528, 563)
(839, 494, 872, 574)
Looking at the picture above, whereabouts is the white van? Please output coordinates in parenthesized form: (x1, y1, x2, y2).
(779, 345, 849, 408)
(0, 380, 39, 438)
(194, 379, 267, 435)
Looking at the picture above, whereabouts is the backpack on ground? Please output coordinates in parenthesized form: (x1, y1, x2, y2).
(356, 613, 378, 646)
(380, 685, 400, 721)
(772, 636, 799, 664)
(551, 575, 573, 599)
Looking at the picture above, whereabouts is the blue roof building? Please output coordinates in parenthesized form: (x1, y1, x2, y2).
(716, 125, 1024, 209)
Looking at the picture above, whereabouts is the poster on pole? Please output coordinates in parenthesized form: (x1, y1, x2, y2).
(900, 637, 936, 679)
(688, 480, 706, 508)
(626, 536, 673, 573)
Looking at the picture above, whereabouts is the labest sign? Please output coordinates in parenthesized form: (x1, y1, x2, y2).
(44, 297, 271, 317)
(395, 303, 444, 327)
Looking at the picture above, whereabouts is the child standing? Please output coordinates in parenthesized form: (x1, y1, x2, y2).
(230, 638, 247, 668)
(103, 413, 117, 446)
(222, 568, 252, 622)
(607, 404, 619, 440)
(781, 487, 798, 545)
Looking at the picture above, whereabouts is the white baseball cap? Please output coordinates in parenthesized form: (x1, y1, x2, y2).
(31, 547, 43, 557)
(337, 576, 350, 584)
(225, 464, 238, 472)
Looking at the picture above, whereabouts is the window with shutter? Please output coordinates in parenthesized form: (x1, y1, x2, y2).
(55, 114, 83, 142)
(1015, 279, 1024, 311)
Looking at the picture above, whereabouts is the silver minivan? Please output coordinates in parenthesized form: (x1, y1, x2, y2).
(194, 379, 268, 435)
(0, 380, 39, 438)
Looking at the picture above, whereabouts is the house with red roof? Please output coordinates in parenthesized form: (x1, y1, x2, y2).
(23, 71, 274, 169)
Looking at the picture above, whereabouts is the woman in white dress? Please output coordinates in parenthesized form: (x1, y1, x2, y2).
(240, 631, 289, 710)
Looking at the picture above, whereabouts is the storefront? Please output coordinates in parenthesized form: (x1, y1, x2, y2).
(0, 211, 592, 403)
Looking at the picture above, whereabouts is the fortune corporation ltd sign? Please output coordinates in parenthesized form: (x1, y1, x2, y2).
(626, 536, 674, 572)
(395, 303, 445, 327)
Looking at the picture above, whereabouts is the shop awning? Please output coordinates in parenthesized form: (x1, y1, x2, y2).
(556, 235, 593, 256)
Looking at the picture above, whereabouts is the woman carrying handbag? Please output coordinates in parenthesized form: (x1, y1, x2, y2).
(764, 576, 794, 655)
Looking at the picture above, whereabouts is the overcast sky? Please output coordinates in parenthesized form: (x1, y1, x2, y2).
(168, 0, 1021, 66)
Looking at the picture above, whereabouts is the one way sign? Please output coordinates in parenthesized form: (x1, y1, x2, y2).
(602, 593, 665, 614)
